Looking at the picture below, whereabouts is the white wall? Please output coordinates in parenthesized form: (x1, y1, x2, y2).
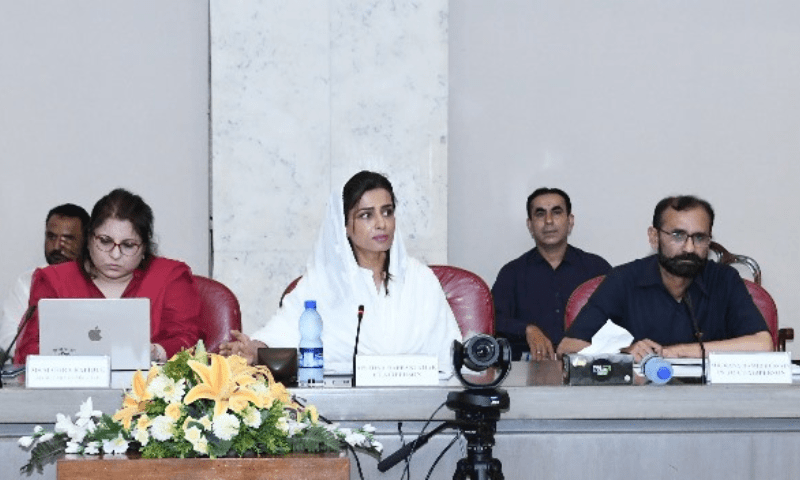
(0, 1, 210, 307)
(449, 1, 800, 351)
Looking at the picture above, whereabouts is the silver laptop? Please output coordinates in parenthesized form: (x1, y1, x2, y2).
(38, 298, 150, 372)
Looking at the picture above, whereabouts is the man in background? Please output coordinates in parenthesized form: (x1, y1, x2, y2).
(0, 204, 90, 357)
(492, 188, 611, 361)
(557, 195, 772, 360)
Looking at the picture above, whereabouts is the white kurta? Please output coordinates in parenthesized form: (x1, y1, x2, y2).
(251, 185, 461, 373)
(0, 267, 36, 357)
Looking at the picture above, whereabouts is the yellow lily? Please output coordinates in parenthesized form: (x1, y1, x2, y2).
(113, 366, 159, 430)
(184, 354, 260, 417)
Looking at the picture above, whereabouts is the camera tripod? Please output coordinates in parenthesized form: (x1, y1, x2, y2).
(378, 388, 510, 480)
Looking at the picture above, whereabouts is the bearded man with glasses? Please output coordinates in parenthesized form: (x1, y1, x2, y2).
(557, 195, 772, 361)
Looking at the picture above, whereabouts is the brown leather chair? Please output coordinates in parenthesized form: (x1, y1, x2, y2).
(193, 275, 242, 353)
(563, 274, 791, 351)
(430, 265, 494, 337)
(563, 275, 605, 330)
(279, 265, 494, 338)
(743, 279, 792, 351)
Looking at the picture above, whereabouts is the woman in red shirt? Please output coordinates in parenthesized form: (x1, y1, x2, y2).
(14, 188, 202, 364)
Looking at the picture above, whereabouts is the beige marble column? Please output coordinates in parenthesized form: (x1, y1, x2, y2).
(210, 1, 449, 333)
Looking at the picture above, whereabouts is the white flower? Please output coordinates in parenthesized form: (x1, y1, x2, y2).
(68, 423, 90, 443)
(242, 406, 262, 429)
(373, 440, 384, 453)
(33, 425, 44, 435)
(133, 427, 150, 446)
(212, 413, 240, 441)
(344, 432, 366, 447)
(39, 433, 54, 443)
(193, 436, 209, 455)
(77, 397, 102, 421)
(84, 441, 101, 455)
(362, 424, 376, 433)
(65, 441, 81, 454)
(54, 413, 74, 434)
(18, 436, 34, 448)
(184, 426, 203, 445)
(198, 415, 212, 430)
(276, 417, 289, 433)
(285, 419, 307, 437)
(103, 434, 129, 455)
(150, 415, 176, 442)
(147, 375, 186, 404)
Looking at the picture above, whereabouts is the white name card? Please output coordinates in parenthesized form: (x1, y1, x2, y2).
(355, 355, 438, 386)
(708, 352, 791, 384)
(26, 355, 111, 388)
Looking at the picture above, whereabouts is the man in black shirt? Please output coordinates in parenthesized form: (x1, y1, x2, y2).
(492, 188, 611, 361)
(557, 195, 772, 361)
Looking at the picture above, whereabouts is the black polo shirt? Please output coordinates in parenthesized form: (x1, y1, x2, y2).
(565, 255, 768, 345)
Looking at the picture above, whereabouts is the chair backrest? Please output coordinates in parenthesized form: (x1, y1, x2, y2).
(742, 279, 780, 350)
(279, 265, 495, 337)
(709, 241, 762, 285)
(193, 275, 242, 353)
(564, 275, 605, 330)
(429, 265, 494, 337)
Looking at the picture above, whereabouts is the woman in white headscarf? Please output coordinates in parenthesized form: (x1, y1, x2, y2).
(220, 171, 462, 373)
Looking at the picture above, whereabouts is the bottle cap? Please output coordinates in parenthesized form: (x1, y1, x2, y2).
(304, 300, 317, 309)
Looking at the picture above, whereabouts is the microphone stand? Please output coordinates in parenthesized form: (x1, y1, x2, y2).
(683, 294, 706, 384)
(0, 305, 37, 389)
(352, 305, 364, 387)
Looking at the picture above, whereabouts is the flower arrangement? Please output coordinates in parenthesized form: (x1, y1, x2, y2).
(19, 342, 381, 475)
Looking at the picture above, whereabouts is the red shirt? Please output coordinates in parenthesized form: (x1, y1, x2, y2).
(14, 257, 202, 364)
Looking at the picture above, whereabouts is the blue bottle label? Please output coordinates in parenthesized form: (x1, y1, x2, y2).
(299, 347, 323, 369)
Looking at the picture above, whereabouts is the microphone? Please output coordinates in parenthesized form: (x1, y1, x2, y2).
(0, 305, 37, 388)
(683, 293, 707, 384)
(352, 305, 364, 387)
(641, 354, 673, 385)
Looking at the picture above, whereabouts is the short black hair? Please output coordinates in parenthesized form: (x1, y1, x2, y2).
(527, 187, 572, 219)
(46, 203, 90, 229)
(652, 195, 715, 231)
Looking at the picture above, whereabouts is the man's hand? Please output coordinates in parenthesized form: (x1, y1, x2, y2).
(525, 324, 555, 361)
(620, 338, 663, 362)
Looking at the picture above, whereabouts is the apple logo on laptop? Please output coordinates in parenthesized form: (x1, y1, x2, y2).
(88, 326, 102, 342)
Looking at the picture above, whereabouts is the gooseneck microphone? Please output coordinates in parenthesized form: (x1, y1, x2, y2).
(0, 305, 37, 388)
(352, 305, 364, 387)
(683, 293, 706, 384)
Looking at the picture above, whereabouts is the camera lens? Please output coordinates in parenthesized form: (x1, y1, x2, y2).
(463, 334, 500, 371)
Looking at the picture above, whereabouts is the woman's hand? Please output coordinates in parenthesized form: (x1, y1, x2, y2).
(218, 330, 266, 365)
(150, 343, 167, 363)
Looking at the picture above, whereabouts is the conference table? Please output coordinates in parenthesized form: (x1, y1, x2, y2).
(2, 360, 800, 479)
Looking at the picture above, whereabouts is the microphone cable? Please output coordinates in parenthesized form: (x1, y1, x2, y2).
(398, 400, 447, 480)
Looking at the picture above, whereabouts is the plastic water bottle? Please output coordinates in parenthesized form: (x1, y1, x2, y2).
(641, 355, 673, 385)
(298, 300, 324, 387)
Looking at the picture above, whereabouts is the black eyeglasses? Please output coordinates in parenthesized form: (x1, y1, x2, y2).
(657, 228, 712, 246)
(93, 234, 142, 256)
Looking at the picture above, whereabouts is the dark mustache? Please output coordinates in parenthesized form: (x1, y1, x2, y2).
(673, 253, 703, 263)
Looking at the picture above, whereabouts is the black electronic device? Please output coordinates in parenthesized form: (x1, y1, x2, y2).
(378, 334, 512, 479)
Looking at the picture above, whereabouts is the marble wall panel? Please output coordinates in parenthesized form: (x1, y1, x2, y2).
(211, 0, 448, 334)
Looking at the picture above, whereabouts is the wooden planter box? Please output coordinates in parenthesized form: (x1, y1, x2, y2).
(57, 452, 350, 480)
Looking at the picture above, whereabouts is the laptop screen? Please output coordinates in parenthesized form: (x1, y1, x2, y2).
(38, 298, 150, 371)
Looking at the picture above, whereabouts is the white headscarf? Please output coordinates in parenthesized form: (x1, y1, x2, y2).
(252, 180, 461, 373)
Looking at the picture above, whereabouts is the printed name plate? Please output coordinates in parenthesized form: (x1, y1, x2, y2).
(708, 351, 791, 384)
(26, 355, 111, 388)
(355, 355, 438, 386)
